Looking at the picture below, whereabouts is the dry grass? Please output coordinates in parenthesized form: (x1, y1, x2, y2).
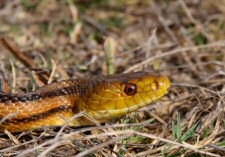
(0, 0, 225, 156)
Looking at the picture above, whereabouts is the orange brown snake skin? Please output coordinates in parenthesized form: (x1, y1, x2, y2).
(0, 72, 170, 132)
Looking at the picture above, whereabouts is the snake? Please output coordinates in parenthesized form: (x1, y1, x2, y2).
(0, 71, 170, 132)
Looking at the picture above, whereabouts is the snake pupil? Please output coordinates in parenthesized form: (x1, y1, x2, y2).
(124, 83, 137, 96)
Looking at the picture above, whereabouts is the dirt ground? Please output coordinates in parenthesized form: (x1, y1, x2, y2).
(0, 0, 225, 156)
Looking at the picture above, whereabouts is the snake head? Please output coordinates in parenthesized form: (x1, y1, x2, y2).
(78, 72, 170, 123)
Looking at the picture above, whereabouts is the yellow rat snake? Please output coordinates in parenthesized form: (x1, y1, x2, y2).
(0, 72, 170, 132)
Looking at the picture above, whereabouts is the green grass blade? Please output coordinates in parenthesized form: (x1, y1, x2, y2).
(181, 122, 199, 142)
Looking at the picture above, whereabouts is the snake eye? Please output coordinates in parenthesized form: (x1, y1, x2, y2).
(124, 83, 137, 96)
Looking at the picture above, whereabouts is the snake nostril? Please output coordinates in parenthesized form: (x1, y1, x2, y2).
(154, 79, 164, 90)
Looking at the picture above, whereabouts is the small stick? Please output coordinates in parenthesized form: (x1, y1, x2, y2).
(104, 37, 116, 75)
(0, 37, 49, 86)
(124, 40, 225, 73)
(0, 76, 10, 93)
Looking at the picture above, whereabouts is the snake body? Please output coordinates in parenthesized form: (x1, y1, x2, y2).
(0, 72, 170, 132)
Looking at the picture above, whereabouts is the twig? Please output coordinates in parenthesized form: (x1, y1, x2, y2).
(0, 76, 10, 93)
(47, 59, 57, 84)
(104, 37, 116, 75)
(9, 60, 16, 93)
(74, 134, 132, 157)
(67, 130, 220, 157)
(124, 40, 225, 72)
(0, 37, 49, 86)
(171, 83, 224, 94)
(178, 0, 212, 41)
(37, 142, 63, 157)
(207, 144, 225, 152)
